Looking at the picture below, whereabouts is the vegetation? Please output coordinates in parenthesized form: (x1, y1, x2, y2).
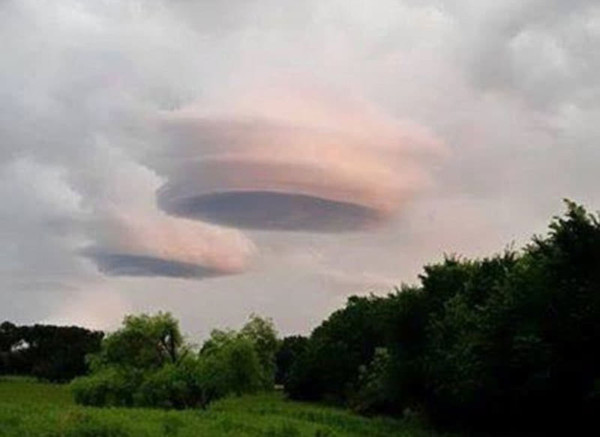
(275, 336, 308, 386)
(0, 377, 436, 436)
(0, 322, 102, 381)
(284, 200, 600, 433)
(71, 313, 279, 409)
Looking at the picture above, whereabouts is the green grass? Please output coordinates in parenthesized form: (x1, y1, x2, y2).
(0, 376, 442, 436)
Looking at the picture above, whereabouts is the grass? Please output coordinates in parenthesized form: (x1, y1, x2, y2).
(0, 376, 442, 436)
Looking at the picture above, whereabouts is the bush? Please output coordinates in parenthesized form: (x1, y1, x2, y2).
(72, 313, 272, 410)
(71, 368, 140, 407)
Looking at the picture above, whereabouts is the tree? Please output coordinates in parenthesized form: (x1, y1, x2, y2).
(200, 329, 263, 397)
(0, 322, 19, 374)
(91, 312, 184, 371)
(72, 312, 189, 408)
(351, 347, 393, 415)
(275, 335, 308, 386)
(72, 312, 268, 410)
(0, 322, 103, 381)
(415, 201, 600, 431)
(241, 314, 278, 389)
(286, 295, 390, 402)
(285, 201, 600, 433)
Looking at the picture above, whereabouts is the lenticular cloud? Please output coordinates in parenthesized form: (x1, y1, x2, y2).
(82, 212, 254, 278)
(76, 157, 256, 280)
(153, 86, 442, 232)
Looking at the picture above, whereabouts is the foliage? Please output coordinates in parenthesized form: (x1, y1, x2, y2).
(89, 312, 183, 371)
(241, 314, 279, 389)
(285, 200, 600, 433)
(415, 201, 600, 431)
(199, 329, 263, 399)
(1, 377, 437, 437)
(0, 322, 103, 381)
(71, 367, 140, 407)
(72, 312, 274, 410)
(275, 335, 308, 385)
(286, 294, 390, 402)
(350, 348, 393, 415)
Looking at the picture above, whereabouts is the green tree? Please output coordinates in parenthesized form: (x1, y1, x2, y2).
(90, 312, 184, 371)
(72, 312, 268, 410)
(241, 314, 278, 389)
(417, 201, 600, 431)
(286, 201, 600, 433)
(275, 335, 308, 386)
(200, 329, 263, 396)
(286, 295, 390, 402)
(0, 322, 102, 381)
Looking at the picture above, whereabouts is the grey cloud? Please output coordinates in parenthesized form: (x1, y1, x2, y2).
(448, 0, 600, 111)
(0, 0, 257, 282)
(1, 0, 599, 336)
(82, 250, 228, 279)
(158, 189, 385, 233)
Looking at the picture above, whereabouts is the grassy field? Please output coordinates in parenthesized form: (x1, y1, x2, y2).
(0, 376, 442, 436)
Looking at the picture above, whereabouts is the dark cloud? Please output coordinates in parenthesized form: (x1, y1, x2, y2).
(78, 210, 255, 279)
(157, 190, 385, 232)
(83, 249, 226, 279)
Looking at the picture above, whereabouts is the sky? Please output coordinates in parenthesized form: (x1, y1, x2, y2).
(1, 0, 599, 338)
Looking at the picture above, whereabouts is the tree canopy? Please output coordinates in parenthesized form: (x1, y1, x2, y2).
(284, 200, 600, 432)
(0, 322, 102, 382)
(71, 312, 278, 410)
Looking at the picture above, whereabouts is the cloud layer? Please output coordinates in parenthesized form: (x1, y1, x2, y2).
(1, 0, 599, 337)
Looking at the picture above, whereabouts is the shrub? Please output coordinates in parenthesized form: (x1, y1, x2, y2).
(72, 312, 271, 410)
(71, 368, 140, 407)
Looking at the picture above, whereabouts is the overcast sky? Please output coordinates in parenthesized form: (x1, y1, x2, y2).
(1, 0, 599, 338)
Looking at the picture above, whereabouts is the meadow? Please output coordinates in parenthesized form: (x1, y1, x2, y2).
(0, 377, 439, 437)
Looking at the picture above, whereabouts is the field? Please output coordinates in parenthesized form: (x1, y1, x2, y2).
(0, 377, 441, 436)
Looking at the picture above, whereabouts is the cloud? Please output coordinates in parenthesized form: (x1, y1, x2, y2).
(448, 0, 600, 111)
(0, 0, 260, 280)
(83, 251, 224, 279)
(1, 0, 599, 335)
(81, 208, 255, 279)
(154, 84, 443, 232)
(159, 190, 384, 233)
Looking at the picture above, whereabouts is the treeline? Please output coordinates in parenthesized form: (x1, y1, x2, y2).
(0, 322, 102, 381)
(280, 200, 600, 432)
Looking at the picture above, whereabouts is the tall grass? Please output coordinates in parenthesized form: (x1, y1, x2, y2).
(0, 377, 443, 436)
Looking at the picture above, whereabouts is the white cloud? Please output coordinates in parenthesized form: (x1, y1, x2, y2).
(1, 0, 599, 335)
